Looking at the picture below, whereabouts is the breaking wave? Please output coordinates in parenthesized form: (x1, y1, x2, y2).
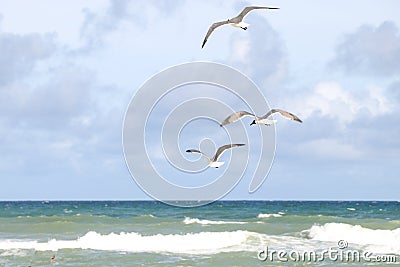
(0, 230, 262, 254)
(305, 222, 400, 254)
(183, 217, 247, 225)
(257, 212, 284, 218)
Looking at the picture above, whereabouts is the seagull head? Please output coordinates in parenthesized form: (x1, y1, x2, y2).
(250, 120, 256, 126)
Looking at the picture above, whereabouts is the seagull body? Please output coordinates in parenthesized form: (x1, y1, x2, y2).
(228, 21, 249, 30)
(201, 6, 279, 48)
(220, 109, 302, 127)
(186, 144, 245, 168)
(252, 118, 277, 126)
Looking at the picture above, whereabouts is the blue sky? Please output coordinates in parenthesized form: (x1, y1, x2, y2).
(0, 0, 399, 200)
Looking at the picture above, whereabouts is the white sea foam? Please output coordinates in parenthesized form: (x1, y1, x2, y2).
(0, 249, 30, 257)
(134, 214, 156, 219)
(346, 207, 356, 211)
(183, 217, 246, 225)
(305, 223, 400, 254)
(141, 214, 155, 218)
(257, 213, 283, 218)
(0, 231, 262, 254)
(4, 223, 398, 256)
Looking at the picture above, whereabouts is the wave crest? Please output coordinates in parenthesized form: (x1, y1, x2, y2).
(183, 217, 246, 225)
(257, 213, 284, 218)
(305, 222, 400, 254)
(0, 230, 261, 254)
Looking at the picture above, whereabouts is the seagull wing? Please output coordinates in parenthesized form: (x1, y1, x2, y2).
(201, 20, 230, 48)
(220, 111, 255, 126)
(235, 6, 280, 21)
(213, 144, 245, 161)
(261, 109, 302, 123)
(186, 149, 211, 161)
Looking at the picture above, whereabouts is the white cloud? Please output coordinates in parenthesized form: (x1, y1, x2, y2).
(0, 32, 56, 85)
(297, 138, 364, 161)
(230, 37, 251, 63)
(0, 66, 97, 132)
(226, 13, 288, 89)
(80, 0, 131, 49)
(283, 82, 393, 126)
(0, 20, 127, 196)
(330, 21, 400, 76)
(79, 0, 185, 50)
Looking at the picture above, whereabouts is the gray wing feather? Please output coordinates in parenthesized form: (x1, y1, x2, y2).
(261, 109, 302, 123)
(213, 144, 245, 161)
(201, 20, 230, 48)
(220, 111, 255, 126)
(235, 6, 280, 21)
(186, 149, 211, 161)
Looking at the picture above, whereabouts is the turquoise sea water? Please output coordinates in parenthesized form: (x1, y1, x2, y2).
(0, 201, 399, 266)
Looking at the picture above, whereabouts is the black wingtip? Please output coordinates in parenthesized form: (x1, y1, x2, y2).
(186, 150, 191, 153)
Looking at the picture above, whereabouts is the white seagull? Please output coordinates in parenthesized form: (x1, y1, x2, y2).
(186, 144, 245, 168)
(201, 6, 279, 48)
(220, 109, 303, 127)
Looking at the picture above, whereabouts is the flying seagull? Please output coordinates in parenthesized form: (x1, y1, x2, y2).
(220, 109, 302, 126)
(186, 144, 245, 168)
(201, 6, 279, 48)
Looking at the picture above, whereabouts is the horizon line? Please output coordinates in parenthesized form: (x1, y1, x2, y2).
(0, 199, 398, 202)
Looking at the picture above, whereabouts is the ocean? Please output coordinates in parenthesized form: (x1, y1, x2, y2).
(0, 201, 398, 266)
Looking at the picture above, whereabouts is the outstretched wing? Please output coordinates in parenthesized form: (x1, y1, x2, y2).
(213, 144, 245, 161)
(235, 6, 280, 21)
(201, 20, 230, 48)
(186, 149, 211, 161)
(220, 111, 255, 126)
(261, 109, 302, 123)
